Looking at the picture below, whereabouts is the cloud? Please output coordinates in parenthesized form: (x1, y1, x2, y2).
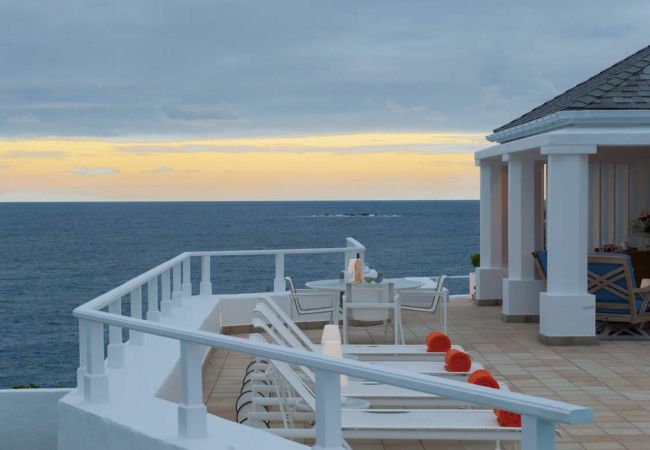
(147, 166, 174, 173)
(2, 150, 64, 159)
(163, 104, 245, 125)
(73, 166, 119, 176)
(6, 113, 40, 124)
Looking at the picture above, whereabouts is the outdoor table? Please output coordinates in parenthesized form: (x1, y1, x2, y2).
(305, 278, 423, 291)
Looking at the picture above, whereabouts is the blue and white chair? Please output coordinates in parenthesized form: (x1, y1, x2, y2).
(533, 250, 650, 337)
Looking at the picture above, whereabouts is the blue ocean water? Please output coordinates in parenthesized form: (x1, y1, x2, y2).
(0, 201, 478, 388)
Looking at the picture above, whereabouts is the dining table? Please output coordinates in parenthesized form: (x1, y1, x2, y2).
(305, 277, 423, 291)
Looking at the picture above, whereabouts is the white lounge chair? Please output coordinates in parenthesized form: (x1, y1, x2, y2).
(258, 295, 459, 361)
(253, 303, 483, 377)
(246, 337, 521, 447)
(285, 276, 340, 324)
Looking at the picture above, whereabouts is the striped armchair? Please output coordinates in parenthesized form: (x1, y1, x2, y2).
(533, 251, 650, 337)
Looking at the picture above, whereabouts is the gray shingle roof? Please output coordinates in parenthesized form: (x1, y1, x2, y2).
(494, 44, 650, 133)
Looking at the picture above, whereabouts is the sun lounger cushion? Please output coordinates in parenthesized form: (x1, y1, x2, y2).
(425, 331, 451, 352)
(445, 349, 472, 372)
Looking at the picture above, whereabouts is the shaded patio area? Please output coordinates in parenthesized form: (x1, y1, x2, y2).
(204, 301, 650, 450)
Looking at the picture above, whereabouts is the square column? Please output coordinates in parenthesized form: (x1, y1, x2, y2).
(539, 147, 597, 345)
(475, 160, 508, 305)
(502, 155, 545, 322)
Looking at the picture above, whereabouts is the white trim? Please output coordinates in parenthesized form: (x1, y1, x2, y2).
(488, 110, 650, 144)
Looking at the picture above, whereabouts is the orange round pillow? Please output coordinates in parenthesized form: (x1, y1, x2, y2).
(425, 331, 451, 352)
(495, 409, 521, 427)
(444, 349, 472, 372)
(467, 369, 500, 389)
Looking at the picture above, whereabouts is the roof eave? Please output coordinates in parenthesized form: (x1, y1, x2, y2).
(487, 110, 650, 144)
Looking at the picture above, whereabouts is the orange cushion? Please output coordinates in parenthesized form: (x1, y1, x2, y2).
(494, 409, 521, 428)
(444, 349, 472, 372)
(425, 331, 452, 352)
(467, 369, 500, 389)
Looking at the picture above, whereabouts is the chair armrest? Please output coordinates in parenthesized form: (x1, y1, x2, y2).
(633, 286, 650, 296)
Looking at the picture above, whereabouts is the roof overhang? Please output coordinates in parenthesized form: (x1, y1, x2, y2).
(487, 110, 650, 144)
(476, 124, 650, 164)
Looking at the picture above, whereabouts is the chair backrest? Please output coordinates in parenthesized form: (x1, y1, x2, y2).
(260, 295, 317, 351)
(399, 275, 447, 310)
(345, 282, 395, 321)
(533, 251, 639, 321)
(587, 253, 638, 321)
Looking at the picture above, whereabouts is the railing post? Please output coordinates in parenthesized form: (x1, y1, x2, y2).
(130, 287, 144, 345)
(200, 255, 212, 296)
(83, 320, 109, 403)
(313, 369, 344, 450)
(274, 253, 285, 292)
(521, 415, 555, 450)
(182, 257, 192, 299)
(76, 319, 87, 393)
(161, 269, 172, 317)
(178, 341, 207, 439)
(107, 298, 125, 368)
(147, 277, 160, 322)
(172, 263, 183, 308)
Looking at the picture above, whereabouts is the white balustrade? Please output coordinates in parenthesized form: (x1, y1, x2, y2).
(75, 238, 582, 447)
(130, 287, 144, 345)
(107, 298, 125, 368)
(161, 270, 172, 317)
(172, 264, 182, 308)
(178, 341, 207, 439)
(200, 255, 212, 295)
(147, 277, 160, 322)
(182, 257, 192, 299)
(274, 253, 285, 292)
(314, 369, 344, 450)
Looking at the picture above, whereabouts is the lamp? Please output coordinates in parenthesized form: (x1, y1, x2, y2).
(320, 326, 347, 387)
(321, 324, 341, 344)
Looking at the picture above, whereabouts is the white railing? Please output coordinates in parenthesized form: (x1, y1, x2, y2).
(73, 237, 591, 450)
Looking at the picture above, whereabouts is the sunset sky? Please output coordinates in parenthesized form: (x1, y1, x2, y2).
(2, 1, 650, 201)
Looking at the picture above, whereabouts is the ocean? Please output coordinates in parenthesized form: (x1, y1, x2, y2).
(0, 200, 479, 388)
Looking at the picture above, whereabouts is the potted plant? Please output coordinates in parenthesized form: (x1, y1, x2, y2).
(469, 253, 480, 301)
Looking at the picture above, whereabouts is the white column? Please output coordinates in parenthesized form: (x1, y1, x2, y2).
(161, 270, 173, 317)
(130, 287, 144, 345)
(274, 253, 285, 292)
(313, 369, 345, 450)
(475, 160, 508, 304)
(502, 155, 544, 320)
(172, 264, 182, 308)
(107, 298, 125, 368)
(200, 256, 212, 296)
(147, 277, 160, 321)
(83, 320, 109, 403)
(182, 257, 192, 299)
(76, 319, 88, 393)
(178, 341, 207, 439)
(539, 147, 596, 344)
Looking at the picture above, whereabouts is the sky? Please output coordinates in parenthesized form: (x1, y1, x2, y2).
(1, 1, 650, 201)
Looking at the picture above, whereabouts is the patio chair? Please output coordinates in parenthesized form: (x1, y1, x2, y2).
(256, 295, 464, 360)
(284, 276, 340, 324)
(246, 336, 521, 447)
(253, 302, 482, 376)
(399, 275, 449, 340)
(532, 251, 650, 337)
(343, 282, 402, 345)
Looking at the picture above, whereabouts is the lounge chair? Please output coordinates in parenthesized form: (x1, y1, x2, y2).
(253, 302, 483, 377)
(533, 250, 650, 336)
(257, 295, 460, 361)
(245, 335, 521, 446)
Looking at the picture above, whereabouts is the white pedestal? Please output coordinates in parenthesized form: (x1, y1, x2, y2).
(475, 267, 508, 305)
(539, 292, 597, 345)
(502, 278, 544, 321)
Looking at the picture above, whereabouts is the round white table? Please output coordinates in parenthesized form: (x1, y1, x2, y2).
(305, 277, 423, 291)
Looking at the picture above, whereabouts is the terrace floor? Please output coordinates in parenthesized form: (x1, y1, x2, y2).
(203, 301, 650, 450)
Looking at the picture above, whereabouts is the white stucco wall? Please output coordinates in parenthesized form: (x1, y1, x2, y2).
(0, 388, 72, 450)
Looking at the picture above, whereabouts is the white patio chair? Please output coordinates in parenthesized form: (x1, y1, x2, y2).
(253, 303, 483, 377)
(246, 337, 521, 447)
(257, 295, 464, 361)
(399, 275, 449, 341)
(285, 276, 340, 324)
(342, 282, 402, 345)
